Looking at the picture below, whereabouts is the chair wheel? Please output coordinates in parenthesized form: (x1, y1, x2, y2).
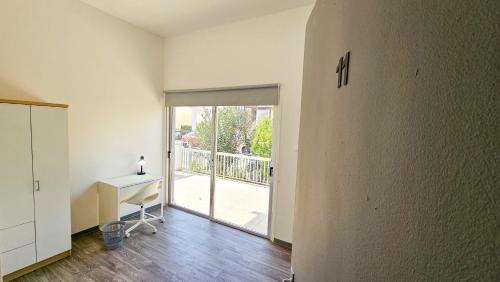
(125, 233, 130, 238)
(160, 218, 165, 223)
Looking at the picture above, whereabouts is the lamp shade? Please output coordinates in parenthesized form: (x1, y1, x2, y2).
(138, 156, 146, 166)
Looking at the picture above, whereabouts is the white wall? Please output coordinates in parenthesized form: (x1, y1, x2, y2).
(163, 6, 312, 242)
(0, 0, 164, 233)
(293, 0, 499, 280)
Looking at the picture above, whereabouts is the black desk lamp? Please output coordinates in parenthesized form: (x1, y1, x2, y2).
(137, 156, 146, 175)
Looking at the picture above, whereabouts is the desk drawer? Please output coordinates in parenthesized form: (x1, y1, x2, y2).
(0, 222, 35, 253)
(1, 243, 36, 275)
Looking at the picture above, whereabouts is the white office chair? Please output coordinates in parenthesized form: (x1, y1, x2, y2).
(122, 181, 165, 237)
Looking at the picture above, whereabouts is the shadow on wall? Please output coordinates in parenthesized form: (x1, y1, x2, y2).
(0, 78, 46, 102)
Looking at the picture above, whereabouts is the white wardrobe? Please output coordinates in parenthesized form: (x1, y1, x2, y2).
(0, 101, 71, 280)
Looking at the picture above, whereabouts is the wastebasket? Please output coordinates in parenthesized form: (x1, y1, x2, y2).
(99, 221, 126, 250)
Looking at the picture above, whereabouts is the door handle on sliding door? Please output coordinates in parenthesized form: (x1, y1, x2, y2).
(34, 180, 40, 191)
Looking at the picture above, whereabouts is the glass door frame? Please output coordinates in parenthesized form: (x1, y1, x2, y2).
(167, 106, 274, 239)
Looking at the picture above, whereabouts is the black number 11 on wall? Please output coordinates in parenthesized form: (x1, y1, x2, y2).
(336, 51, 350, 88)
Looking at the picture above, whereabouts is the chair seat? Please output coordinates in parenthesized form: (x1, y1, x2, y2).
(125, 193, 159, 206)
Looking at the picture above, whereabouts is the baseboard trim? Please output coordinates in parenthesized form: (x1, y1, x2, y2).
(72, 226, 99, 238)
(3, 250, 71, 281)
(273, 238, 292, 250)
(71, 204, 163, 239)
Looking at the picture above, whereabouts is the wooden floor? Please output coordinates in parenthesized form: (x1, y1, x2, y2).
(15, 207, 291, 282)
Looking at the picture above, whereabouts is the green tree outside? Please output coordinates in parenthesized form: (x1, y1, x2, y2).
(197, 107, 255, 154)
(196, 109, 212, 150)
(251, 117, 273, 157)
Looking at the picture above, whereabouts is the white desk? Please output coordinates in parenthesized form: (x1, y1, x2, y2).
(98, 174, 164, 225)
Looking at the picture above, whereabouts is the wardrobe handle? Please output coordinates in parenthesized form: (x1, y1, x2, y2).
(34, 180, 40, 191)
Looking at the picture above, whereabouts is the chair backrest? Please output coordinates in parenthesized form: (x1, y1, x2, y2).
(124, 181, 161, 205)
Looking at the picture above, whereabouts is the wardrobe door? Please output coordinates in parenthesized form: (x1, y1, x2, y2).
(0, 104, 34, 230)
(31, 106, 71, 261)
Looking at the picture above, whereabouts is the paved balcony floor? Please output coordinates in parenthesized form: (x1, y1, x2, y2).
(172, 171, 270, 235)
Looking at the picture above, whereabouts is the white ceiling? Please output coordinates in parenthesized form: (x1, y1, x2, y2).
(80, 0, 314, 37)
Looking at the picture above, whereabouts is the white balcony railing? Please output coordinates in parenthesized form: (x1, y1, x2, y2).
(174, 144, 271, 186)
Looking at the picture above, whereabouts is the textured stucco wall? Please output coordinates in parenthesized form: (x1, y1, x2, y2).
(292, 0, 499, 281)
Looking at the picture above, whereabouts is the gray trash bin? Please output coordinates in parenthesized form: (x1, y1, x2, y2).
(99, 221, 126, 250)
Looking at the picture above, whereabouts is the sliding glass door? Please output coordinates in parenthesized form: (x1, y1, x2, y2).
(213, 106, 273, 235)
(169, 105, 273, 237)
(169, 106, 213, 216)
